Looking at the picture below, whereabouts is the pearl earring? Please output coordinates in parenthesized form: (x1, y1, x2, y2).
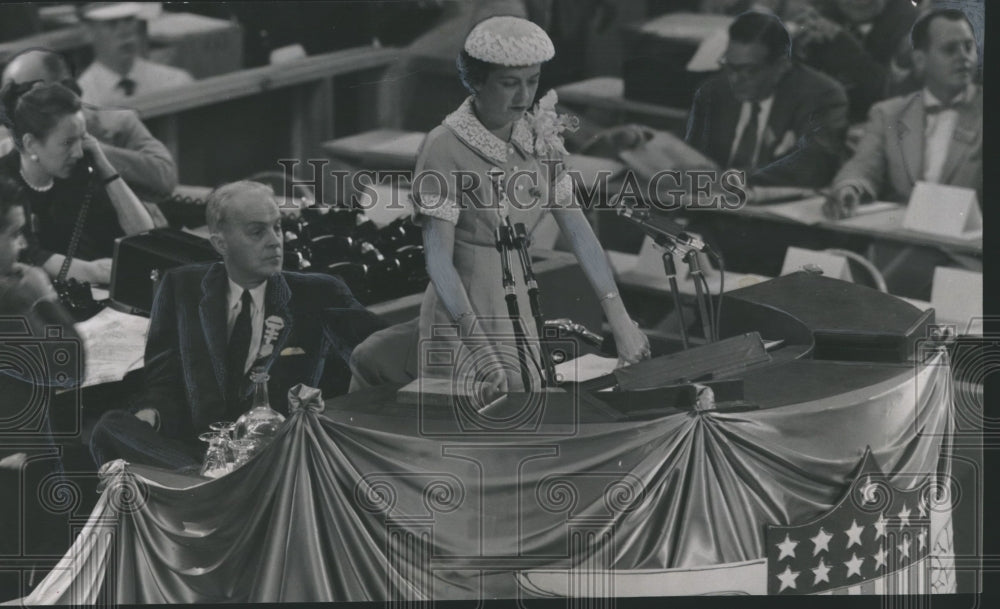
(29, 154, 38, 162)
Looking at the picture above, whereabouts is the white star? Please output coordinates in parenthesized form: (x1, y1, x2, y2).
(812, 558, 832, 585)
(898, 536, 911, 560)
(844, 552, 865, 578)
(873, 546, 887, 571)
(844, 519, 865, 549)
(776, 565, 799, 592)
(917, 529, 927, 551)
(776, 534, 798, 561)
(918, 498, 928, 518)
(897, 503, 911, 527)
(810, 527, 833, 555)
(874, 513, 887, 540)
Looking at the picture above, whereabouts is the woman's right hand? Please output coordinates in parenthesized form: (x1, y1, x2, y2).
(475, 346, 509, 404)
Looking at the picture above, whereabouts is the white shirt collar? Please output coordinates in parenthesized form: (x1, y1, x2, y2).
(227, 277, 268, 316)
(923, 84, 974, 108)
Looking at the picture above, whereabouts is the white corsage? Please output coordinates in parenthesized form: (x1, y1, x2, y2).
(525, 90, 579, 158)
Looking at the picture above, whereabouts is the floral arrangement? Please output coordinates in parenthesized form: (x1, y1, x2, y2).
(525, 90, 579, 158)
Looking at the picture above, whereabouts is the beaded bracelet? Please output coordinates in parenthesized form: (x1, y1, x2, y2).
(599, 291, 619, 303)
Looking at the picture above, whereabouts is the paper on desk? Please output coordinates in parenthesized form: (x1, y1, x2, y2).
(757, 197, 900, 225)
(554, 354, 618, 384)
(75, 307, 149, 387)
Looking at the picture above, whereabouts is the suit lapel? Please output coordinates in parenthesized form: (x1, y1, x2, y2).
(198, 263, 230, 398)
(938, 88, 982, 185)
(896, 95, 924, 187)
(716, 93, 742, 166)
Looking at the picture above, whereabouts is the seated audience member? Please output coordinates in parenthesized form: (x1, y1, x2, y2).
(1, 48, 179, 202)
(0, 81, 156, 285)
(789, 0, 918, 122)
(76, 2, 194, 106)
(825, 8, 981, 217)
(684, 10, 848, 187)
(0, 177, 82, 591)
(90, 181, 386, 470)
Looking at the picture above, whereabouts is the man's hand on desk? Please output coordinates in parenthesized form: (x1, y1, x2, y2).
(1, 263, 57, 309)
(822, 184, 870, 220)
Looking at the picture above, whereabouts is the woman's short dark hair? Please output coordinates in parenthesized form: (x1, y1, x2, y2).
(0, 80, 81, 151)
(728, 11, 791, 61)
(456, 49, 496, 95)
(0, 174, 26, 231)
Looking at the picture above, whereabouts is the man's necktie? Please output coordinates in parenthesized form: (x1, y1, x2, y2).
(226, 290, 253, 413)
(117, 77, 136, 96)
(730, 101, 761, 170)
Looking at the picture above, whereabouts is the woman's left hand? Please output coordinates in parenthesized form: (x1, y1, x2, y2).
(612, 319, 651, 368)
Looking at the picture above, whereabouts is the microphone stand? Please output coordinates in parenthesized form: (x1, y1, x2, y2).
(510, 219, 555, 386)
(653, 234, 690, 350)
(683, 249, 714, 344)
(495, 223, 534, 392)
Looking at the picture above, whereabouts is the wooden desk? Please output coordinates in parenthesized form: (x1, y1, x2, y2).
(123, 46, 400, 186)
(555, 77, 689, 132)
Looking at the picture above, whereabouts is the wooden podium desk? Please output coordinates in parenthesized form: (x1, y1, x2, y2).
(555, 77, 690, 134)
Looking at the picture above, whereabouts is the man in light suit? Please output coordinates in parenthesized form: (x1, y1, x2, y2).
(90, 181, 386, 469)
(685, 10, 849, 188)
(826, 8, 982, 216)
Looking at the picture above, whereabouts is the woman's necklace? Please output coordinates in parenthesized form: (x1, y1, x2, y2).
(19, 165, 54, 192)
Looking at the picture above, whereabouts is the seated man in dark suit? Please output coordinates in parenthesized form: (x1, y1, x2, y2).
(90, 181, 386, 470)
(789, 0, 919, 122)
(684, 10, 848, 188)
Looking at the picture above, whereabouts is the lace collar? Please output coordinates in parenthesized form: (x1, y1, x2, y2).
(443, 97, 534, 164)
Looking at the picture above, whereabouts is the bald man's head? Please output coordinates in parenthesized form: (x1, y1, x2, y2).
(2, 49, 73, 88)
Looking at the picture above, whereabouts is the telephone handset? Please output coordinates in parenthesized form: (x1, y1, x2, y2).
(52, 149, 104, 321)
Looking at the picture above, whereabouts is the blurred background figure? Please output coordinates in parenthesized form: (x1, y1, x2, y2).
(76, 2, 193, 105)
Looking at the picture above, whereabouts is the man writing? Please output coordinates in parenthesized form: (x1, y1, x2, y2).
(684, 10, 849, 188)
(90, 181, 386, 469)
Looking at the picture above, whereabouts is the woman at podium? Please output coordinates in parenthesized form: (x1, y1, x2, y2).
(0, 81, 155, 285)
(408, 16, 649, 396)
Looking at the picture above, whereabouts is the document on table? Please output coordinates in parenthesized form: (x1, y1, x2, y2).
(75, 307, 149, 387)
(755, 197, 901, 225)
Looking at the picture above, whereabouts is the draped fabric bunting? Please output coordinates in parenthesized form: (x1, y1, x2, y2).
(24, 351, 953, 603)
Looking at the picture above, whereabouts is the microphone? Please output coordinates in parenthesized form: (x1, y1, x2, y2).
(615, 204, 707, 252)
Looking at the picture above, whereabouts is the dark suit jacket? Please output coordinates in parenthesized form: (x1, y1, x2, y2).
(139, 262, 387, 442)
(832, 87, 983, 203)
(685, 63, 848, 188)
(801, 0, 918, 122)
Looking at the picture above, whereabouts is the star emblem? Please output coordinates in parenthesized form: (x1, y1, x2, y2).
(918, 498, 928, 518)
(844, 519, 865, 549)
(917, 529, 927, 551)
(812, 558, 831, 585)
(810, 527, 833, 555)
(874, 512, 887, 540)
(776, 565, 799, 592)
(897, 503, 911, 527)
(776, 534, 798, 561)
(898, 536, 911, 560)
(873, 546, 887, 571)
(844, 552, 864, 578)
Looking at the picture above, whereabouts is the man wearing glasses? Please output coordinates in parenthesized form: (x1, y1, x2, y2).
(76, 2, 193, 106)
(684, 10, 848, 188)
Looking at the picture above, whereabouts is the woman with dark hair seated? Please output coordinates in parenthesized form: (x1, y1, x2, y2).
(0, 81, 154, 286)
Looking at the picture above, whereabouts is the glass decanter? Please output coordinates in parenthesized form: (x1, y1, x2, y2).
(233, 368, 286, 449)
